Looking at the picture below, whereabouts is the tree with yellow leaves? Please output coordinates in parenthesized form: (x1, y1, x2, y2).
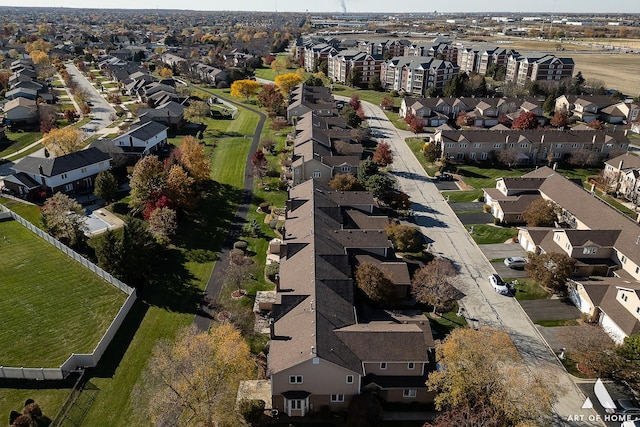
(29, 50, 50, 67)
(274, 72, 302, 96)
(41, 127, 85, 156)
(142, 323, 253, 427)
(179, 136, 211, 183)
(159, 67, 173, 78)
(426, 327, 558, 427)
(230, 79, 261, 101)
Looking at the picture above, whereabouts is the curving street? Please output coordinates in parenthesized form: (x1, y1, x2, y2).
(357, 98, 603, 427)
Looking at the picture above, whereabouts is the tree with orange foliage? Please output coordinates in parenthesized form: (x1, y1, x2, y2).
(178, 136, 211, 183)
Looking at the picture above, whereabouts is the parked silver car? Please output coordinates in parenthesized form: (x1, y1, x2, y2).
(504, 256, 527, 269)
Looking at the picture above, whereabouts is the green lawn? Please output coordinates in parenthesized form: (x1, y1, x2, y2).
(442, 190, 484, 202)
(0, 220, 127, 367)
(511, 277, 551, 301)
(469, 224, 518, 244)
(426, 303, 466, 334)
(0, 197, 42, 225)
(80, 98, 261, 426)
(0, 131, 41, 158)
(331, 84, 400, 108)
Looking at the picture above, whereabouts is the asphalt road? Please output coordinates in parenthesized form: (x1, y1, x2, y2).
(353, 97, 603, 427)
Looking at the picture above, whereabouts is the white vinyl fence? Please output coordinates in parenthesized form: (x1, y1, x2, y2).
(0, 210, 136, 380)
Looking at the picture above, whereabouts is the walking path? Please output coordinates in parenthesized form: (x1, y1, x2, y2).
(192, 89, 266, 331)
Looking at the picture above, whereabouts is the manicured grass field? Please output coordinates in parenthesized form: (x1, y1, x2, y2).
(0, 131, 41, 158)
(511, 277, 552, 301)
(0, 220, 127, 367)
(0, 197, 42, 225)
(405, 137, 442, 177)
(468, 224, 518, 245)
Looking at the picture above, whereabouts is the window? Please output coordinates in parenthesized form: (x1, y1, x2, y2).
(380, 362, 387, 370)
(636, 266, 639, 274)
(341, 165, 350, 173)
(60, 173, 67, 179)
(583, 247, 597, 255)
(481, 152, 488, 160)
(408, 362, 415, 370)
(291, 400, 302, 410)
(81, 167, 87, 173)
(312, 170, 321, 178)
(331, 394, 345, 402)
(622, 293, 628, 302)
(403, 389, 417, 398)
(556, 144, 563, 148)
(459, 143, 467, 148)
(289, 375, 303, 384)
(637, 307, 640, 314)
(621, 255, 627, 264)
(346, 375, 354, 384)
(64, 183, 73, 192)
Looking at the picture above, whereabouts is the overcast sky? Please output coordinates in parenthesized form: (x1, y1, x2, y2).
(2, 0, 639, 14)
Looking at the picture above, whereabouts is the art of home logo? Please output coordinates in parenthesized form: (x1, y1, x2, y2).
(567, 378, 637, 423)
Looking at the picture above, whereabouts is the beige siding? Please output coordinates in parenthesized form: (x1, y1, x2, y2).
(272, 358, 360, 398)
(617, 289, 640, 322)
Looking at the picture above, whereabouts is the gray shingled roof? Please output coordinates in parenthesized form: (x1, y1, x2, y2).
(12, 147, 110, 177)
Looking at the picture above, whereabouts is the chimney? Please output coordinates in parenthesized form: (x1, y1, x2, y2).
(269, 319, 275, 339)
(38, 164, 43, 175)
(592, 134, 597, 144)
(505, 134, 509, 144)
(553, 162, 558, 171)
(540, 134, 545, 144)
(619, 160, 624, 171)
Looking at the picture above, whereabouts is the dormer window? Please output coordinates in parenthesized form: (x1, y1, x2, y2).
(583, 247, 597, 255)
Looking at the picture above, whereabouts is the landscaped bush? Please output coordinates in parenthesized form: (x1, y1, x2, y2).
(233, 241, 248, 251)
(265, 263, 279, 281)
(483, 204, 491, 213)
(230, 248, 245, 264)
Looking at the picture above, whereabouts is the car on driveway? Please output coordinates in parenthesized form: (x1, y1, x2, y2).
(504, 256, 527, 269)
(437, 173, 454, 181)
(621, 419, 640, 427)
(489, 273, 512, 295)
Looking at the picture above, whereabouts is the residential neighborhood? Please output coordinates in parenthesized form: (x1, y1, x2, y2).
(2, 5, 640, 427)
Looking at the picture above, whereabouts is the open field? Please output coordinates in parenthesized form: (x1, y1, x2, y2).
(0, 219, 127, 368)
(571, 52, 640, 96)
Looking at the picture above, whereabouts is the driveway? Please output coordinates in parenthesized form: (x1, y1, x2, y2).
(520, 299, 582, 322)
(355, 97, 602, 426)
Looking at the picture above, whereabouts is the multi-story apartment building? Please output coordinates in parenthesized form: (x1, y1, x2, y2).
(327, 50, 383, 86)
(302, 43, 339, 72)
(380, 57, 459, 94)
(458, 45, 518, 75)
(506, 54, 574, 86)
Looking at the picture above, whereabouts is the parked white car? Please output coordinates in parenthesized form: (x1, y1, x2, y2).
(489, 274, 512, 295)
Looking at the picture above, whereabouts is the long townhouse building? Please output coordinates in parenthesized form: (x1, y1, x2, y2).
(268, 180, 436, 417)
(434, 128, 630, 164)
